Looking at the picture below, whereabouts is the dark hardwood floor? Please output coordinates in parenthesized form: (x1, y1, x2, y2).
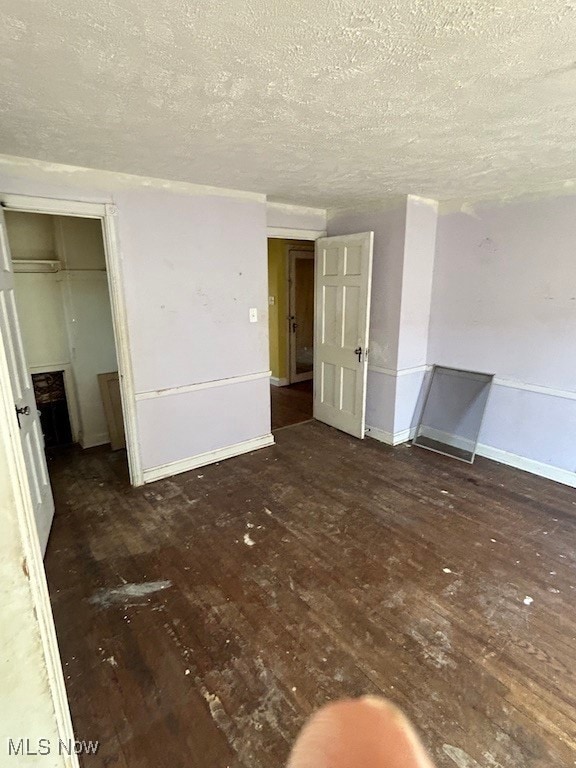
(270, 381, 313, 430)
(44, 423, 576, 768)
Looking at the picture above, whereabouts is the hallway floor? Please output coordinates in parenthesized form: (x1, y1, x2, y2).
(270, 380, 313, 430)
(44, 424, 576, 767)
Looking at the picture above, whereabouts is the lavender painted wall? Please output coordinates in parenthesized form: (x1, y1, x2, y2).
(397, 197, 437, 371)
(429, 195, 576, 475)
(328, 202, 406, 370)
(480, 387, 575, 472)
(114, 188, 271, 472)
(137, 378, 271, 469)
(392, 196, 437, 435)
(430, 196, 576, 387)
(115, 189, 269, 392)
(0, 160, 272, 477)
(394, 369, 429, 434)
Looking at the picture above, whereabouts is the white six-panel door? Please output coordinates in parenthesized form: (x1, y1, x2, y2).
(313, 232, 374, 438)
(0, 207, 54, 555)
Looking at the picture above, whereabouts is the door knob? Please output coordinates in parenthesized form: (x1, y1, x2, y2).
(354, 346, 363, 362)
(292, 321, 298, 333)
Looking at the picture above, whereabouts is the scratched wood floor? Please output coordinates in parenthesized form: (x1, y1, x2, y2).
(44, 421, 576, 768)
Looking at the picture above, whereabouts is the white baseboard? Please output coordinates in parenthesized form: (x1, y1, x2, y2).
(365, 425, 415, 446)
(266, 226, 327, 240)
(142, 433, 275, 484)
(270, 377, 290, 387)
(367, 425, 575, 488)
(476, 444, 576, 488)
(414, 427, 575, 487)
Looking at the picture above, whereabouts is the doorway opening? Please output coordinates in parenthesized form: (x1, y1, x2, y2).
(4, 209, 128, 513)
(267, 238, 315, 430)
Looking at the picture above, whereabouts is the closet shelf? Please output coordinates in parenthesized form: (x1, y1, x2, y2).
(12, 259, 61, 273)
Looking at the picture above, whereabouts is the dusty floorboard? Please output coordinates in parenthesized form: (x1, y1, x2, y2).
(44, 422, 576, 768)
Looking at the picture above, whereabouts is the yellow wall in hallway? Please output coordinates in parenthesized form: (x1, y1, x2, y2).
(268, 239, 288, 381)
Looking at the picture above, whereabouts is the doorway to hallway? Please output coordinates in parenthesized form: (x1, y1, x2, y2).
(268, 238, 315, 430)
(270, 379, 313, 430)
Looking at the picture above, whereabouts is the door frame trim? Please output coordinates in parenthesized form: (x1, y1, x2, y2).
(267, 226, 326, 240)
(0, 193, 142, 486)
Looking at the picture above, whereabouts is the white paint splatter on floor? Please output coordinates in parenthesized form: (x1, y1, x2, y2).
(443, 744, 482, 767)
(408, 619, 455, 669)
(478, 582, 527, 632)
(383, 588, 405, 609)
(523, 596, 534, 605)
(443, 578, 463, 597)
(243, 533, 255, 547)
(89, 580, 172, 607)
(202, 688, 227, 723)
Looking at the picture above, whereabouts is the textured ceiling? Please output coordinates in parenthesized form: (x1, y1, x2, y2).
(2, 0, 576, 207)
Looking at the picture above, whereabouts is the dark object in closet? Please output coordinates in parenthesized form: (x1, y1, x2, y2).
(32, 371, 73, 448)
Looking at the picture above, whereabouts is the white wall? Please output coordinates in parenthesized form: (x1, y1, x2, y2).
(54, 216, 106, 270)
(55, 214, 118, 447)
(429, 194, 576, 480)
(13, 272, 69, 368)
(3, 210, 55, 260)
(62, 272, 117, 448)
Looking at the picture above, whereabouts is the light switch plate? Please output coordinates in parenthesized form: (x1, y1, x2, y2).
(249, 307, 258, 323)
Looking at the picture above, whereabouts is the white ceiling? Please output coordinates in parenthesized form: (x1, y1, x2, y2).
(2, 0, 576, 207)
